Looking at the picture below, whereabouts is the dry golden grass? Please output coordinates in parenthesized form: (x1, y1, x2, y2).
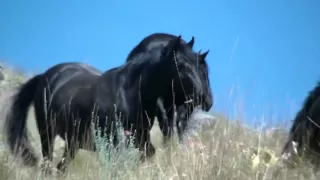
(0, 63, 320, 180)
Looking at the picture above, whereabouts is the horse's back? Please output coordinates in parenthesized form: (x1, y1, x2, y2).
(43, 62, 100, 84)
(44, 62, 101, 78)
(36, 62, 102, 110)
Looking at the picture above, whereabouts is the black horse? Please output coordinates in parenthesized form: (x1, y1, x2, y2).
(282, 81, 320, 167)
(5, 35, 206, 173)
(126, 33, 213, 144)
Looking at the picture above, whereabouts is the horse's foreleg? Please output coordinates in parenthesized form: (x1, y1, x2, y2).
(176, 105, 188, 142)
(158, 115, 173, 145)
(157, 98, 174, 145)
(135, 129, 155, 161)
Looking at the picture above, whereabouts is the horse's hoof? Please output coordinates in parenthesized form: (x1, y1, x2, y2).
(40, 159, 56, 175)
(146, 145, 156, 158)
(162, 137, 170, 146)
(41, 168, 52, 176)
(56, 158, 68, 173)
(54, 168, 65, 177)
(57, 163, 67, 173)
(140, 153, 146, 163)
(40, 164, 58, 176)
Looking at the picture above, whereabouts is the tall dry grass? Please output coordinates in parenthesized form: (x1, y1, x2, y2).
(0, 63, 319, 180)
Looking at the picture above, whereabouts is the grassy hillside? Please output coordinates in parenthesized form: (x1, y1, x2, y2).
(0, 63, 319, 180)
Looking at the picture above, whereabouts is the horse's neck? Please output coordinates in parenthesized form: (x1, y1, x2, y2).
(126, 59, 165, 87)
(121, 61, 166, 108)
(100, 51, 166, 99)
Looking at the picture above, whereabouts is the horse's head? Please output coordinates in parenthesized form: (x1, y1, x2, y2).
(159, 35, 211, 107)
(176, 36, 212, 111)
(194, 49, 213, 111)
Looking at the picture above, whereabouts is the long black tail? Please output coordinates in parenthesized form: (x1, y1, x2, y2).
(5, 74, 42, 166)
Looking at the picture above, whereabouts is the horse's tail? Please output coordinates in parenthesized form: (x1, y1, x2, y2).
(5, 74, 42, 166)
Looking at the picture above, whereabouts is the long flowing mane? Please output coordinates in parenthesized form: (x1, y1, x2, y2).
(101, 45, 164, 86)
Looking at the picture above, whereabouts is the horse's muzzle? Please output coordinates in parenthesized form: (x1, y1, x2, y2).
(201, 94, 213, 111)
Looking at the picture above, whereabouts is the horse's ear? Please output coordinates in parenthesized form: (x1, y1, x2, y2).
(200, 50, 210, 59)
(197, 50, 204, 62)
(164, 35, 182, 56)
(187, 36, 195, 48)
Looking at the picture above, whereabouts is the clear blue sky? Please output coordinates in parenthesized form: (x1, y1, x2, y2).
(1, 0, 319, 127)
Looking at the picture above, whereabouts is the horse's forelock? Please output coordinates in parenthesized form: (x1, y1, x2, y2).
(174, 51, 204, 94)
(178, 48, 212, 108)
(181, 48, 209, 82)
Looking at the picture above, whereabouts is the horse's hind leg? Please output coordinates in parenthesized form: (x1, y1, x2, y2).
(34, 107, 57, 173)
(56, 118, 81, 173)
(56, 142, 79, 173)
